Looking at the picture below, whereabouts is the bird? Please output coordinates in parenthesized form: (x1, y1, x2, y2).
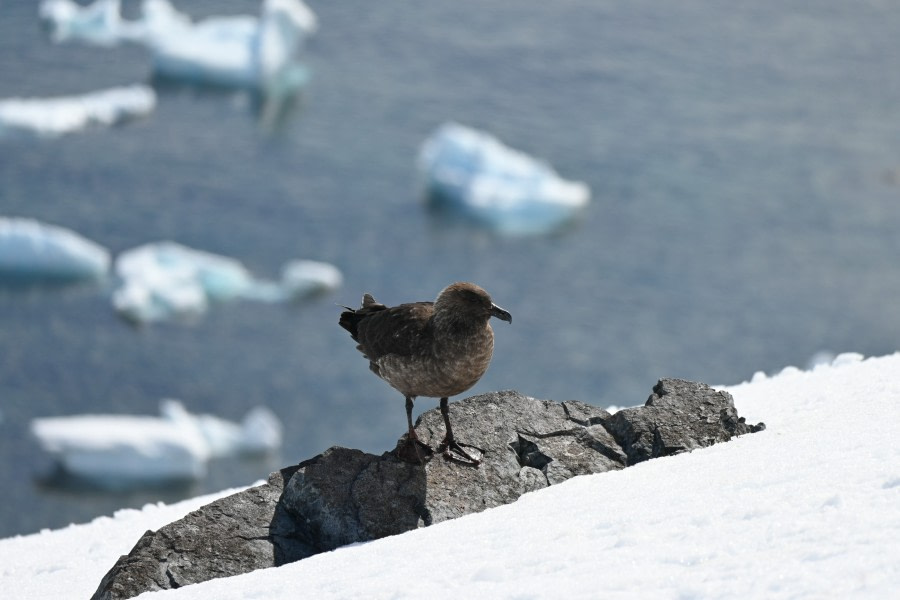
(339, 282, 511, 465)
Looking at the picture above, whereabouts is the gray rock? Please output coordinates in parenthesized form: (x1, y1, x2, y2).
(91, 382, 764, 599)
(281, 391, 624, 552)
(90, 467, 311, 600)
(603, 378, 766, 465)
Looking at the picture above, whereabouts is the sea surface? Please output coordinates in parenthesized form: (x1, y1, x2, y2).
(1, 0, 899, 538)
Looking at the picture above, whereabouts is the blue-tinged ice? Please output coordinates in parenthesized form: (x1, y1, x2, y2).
(39, 0, 124, 47)
(39, 0, 318, 92)
(30, 399, 282, 489)
(279, 259, 344, 300)
(0, 217, 110, 281)
(112, 241, 341, 323)
(148, 0, 317, 91)
(0, 85, 156, 139)
(418, 123, 591, 235)
(113, 242, 250, 323)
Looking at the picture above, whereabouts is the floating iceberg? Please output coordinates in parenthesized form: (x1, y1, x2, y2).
(38, 0, 124, 46)
(39, 0, 317, 92)
(30, 399, 282, 489)
(0, 85, 156, 138)
(279, 259, 344, 300)
(418, 123, 591, 235)
(112, 241, 341, 323)
(0, 217, 110, 282)
(148, 0, 317, 91)
(113, 241, 257, 322)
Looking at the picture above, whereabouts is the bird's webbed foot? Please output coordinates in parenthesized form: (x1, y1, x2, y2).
(438, 436, 483, 466)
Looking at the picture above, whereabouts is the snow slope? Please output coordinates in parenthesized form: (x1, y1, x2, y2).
(2, 353, 898, 599)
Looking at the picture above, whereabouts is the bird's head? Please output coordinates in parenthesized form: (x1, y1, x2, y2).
(434, 282, 512, 326)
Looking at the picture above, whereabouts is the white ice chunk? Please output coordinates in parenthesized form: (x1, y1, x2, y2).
(30, 399, 283, 489)
(39, 0, 123, 46)
(0, 217, 110, 281)
(115, 0, 193, 44)
(148, 0, 316, 90)
(279, 259, 343, 299)
(418, 122, 591, 235)
(236, 406, 284, 455)
(112, 241, 256, 323)
(160, 400, 283, 457)
(0, 85, 156, 138)
(112, 241, 341, 323)
(31, 402, 211, 487)
(41, 0, 317, 92)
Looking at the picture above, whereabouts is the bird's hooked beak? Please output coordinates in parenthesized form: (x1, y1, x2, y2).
(490, 303, 512, 324)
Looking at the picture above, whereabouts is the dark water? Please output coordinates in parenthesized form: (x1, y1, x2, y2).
(1, 0, 899, 538)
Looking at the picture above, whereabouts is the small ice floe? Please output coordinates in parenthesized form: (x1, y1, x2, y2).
(0, 85, 156, 139)
(0, 217, 110, 282)
(30, 399, 282, 489)
(39, 0, 123, 46)
(112, 241, 341, 323)
(40, 0, 318, 93)
(418, 122, 591, 235)
(113, 241, 259, 322)
(279, 259, 344, 300)
(146, 0, 317, 91)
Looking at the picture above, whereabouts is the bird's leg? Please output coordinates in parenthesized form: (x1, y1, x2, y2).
(398, 396, 433, 464)
(438, 397, 482, 465)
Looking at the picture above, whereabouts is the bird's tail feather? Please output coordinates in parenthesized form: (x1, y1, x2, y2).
(338, 294, 387, 340)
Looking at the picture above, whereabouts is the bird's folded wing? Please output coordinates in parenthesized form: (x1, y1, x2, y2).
(356, 302, 434, 359)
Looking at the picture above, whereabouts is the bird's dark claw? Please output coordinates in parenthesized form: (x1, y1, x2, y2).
(439, 437, 483, 466)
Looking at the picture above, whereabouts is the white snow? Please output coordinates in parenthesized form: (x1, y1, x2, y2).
(39, 0, 317, 92)
(0, 217, 110, 281)
(418, 122, 591, 235)
(0, 486, 249, 600)
(5, 352, 900, 599)
(111, 241, 341, 323)
(30, 399, 282, 489)
(0, 85, 155, 138)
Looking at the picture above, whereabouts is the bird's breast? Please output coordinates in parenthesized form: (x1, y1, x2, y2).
(429, 326, 495, 394)
(375, 326, 495, 398)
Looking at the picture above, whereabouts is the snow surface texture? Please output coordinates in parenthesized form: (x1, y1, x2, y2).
(112, 241, 342, 323)
(39, 0, 317, 91)
(0, 85, 155, 138)
(0, 217, 110, 281)
(30, 399, 282, 489)
(2, 352, 898, 599)
(418, 122, 591, 235)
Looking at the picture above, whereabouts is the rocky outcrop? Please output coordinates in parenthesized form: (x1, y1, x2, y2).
(91, 467, 312, 600)
(91, 380, 764, 600)
(280, 392, 624, 553)
(604, 378, 765, 464)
